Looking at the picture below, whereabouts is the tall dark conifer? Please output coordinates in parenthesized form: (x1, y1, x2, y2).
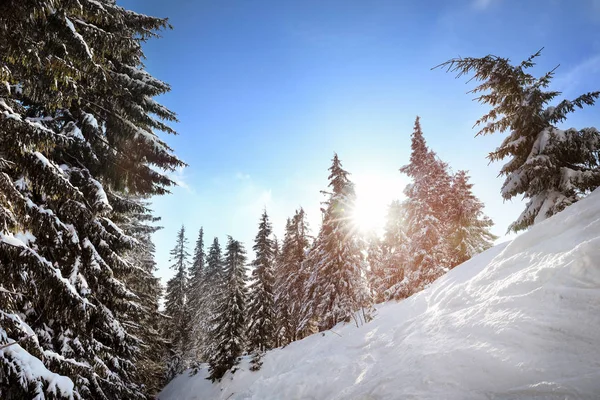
(164, 226, 191, 380)
(208, 237, 248, 381)
(0, 1, 182, 398)
(188, 228, 206, 360)
(247, 211, 276, 357)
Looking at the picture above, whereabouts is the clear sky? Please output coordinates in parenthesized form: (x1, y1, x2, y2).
(119, 0, 600, 284)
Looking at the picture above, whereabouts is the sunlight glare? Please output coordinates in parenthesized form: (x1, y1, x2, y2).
(352, 173, 405, 234)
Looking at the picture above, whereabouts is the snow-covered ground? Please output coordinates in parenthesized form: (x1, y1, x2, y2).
(159, 190, 600, 400)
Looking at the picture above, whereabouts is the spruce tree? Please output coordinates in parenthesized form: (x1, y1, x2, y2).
(447, 171, 497, 267)
(397, 117, 452, 298)
(188, 227, 206, 361)
(164, 226, 191, 380)
(208, 237, 248, 381)
(201, 237, 225, 361)
(438, 50, 600, 232)
(379, 200, 410, 300)
(247, 211, 276, 359)
(0, 1, 182, 398)
(301, 154, 372, 332)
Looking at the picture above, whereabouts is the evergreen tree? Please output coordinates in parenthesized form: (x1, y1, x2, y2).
(0, 1, 182, 398)
(397, 117, 452, 298)
(164, 226, 191, 380)
(447, 171, 497, 267)
(301, 154, 372, 332)
(365, 232, 387, 303)
(275, 208, 312, 344)
(208, 237, 248, 381)
(438, 49, 600, 232)
(188, 227, 206, 361)
(379, 200, 410, 300)
(120, 198, 168, 396)
(247, 211, 276, 358)
(201, 237, 225, 361)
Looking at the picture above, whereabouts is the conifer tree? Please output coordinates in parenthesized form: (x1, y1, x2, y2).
(164, 226, 191, 380)
(188, 228, 206, 360)
(247, 211, 276, 359)
(208, 237, 248, 381)
(275, 208, 312, 344)
(379, 200, 410, 300)
(0, 1, 182, 398)
(301, 154, 372, 332)
(438, 50, 600, 232)
(397, 117, 452, 298)
(201, 237, 225, 361)
(447, 171, 497, 267)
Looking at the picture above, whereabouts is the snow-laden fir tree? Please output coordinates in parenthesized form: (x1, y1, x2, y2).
(379, 200, 410, 300)
(188, 227, 206, 361)
(447, 171, 497, 267)
(300, 154, 372, 332)
(200, 237, 225, 361)
(208, 237, 248, 381)
(120, 198, 169, 396)
(365, 231, 387, 303)
(164, 226, 192, 380)
(397, 117, 453, 298)
(0, 1, 182, 398)
(247, 211, 276, 363)
(438, 49, 600, 232)
(274, 208, 312, 345)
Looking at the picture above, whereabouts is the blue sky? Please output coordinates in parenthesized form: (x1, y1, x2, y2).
(119, 0, 600, 284)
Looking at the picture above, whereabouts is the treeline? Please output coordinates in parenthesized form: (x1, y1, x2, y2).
(164, 121, 498, 381)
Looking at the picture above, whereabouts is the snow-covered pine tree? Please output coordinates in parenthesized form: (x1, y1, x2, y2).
(365, 232, 387, 303)
(247, 211, 276, 360)
(275, 208, 313, 344)
(379, 200, 410, 300)
(397, 117, 452, 298)
(208, 237, 248, 381)
(447, 171, 497, 267)
(438, 49, 600, 232)
(188, 227, 206, 361)
(119, 198, 168, 396)
(200, 237, 225, 361)
(164, 226, 192, 380)
(0, 1, 182, 398)
(300, 154, 372, 332)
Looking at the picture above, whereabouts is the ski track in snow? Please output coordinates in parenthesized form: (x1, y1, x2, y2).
(160, 189, 600, 400)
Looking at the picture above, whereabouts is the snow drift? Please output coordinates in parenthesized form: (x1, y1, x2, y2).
(159, 189, 600, 400)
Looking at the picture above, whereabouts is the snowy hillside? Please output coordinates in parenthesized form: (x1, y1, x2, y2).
(159, 189, 600, 400)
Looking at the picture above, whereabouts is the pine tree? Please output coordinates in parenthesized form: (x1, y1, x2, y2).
(447, 171, 497, 267)
(208, 237, 248, 381)
(438, 49, 600, 232)
(397, 117, 452, 298)
(120, 198, 168, 396)
(201, 237, 225, 361)
(301, 154, 372, 332)
(188, 227, 206, 361)
(379, 200, 410, 300)
(164, 226, 191, 380)
(247, 211, 276, 359)
(0, 1, 182, 398)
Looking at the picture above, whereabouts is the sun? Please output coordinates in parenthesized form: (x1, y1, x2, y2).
(351, 173, 404, 234)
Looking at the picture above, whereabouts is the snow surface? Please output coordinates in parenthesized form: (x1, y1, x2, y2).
(160, 189, 600, 400)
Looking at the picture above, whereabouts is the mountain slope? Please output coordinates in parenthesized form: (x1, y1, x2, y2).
(160, 189, 600, 400)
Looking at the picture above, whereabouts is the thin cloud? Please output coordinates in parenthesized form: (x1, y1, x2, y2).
(555, 54, 600, 94)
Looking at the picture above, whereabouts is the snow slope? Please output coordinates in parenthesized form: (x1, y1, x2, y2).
(160, 189, 600, 400)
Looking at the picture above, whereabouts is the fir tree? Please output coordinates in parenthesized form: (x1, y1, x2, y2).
(208, 237, 248, 381)
(379, 200, 410, 300)
(397, 117, 452, 298)
(438, 49, 600, 232)
(447, 171, 497, 267)
(201, 237, 225, 361)
(0, 1, 182, 398)
(188, 227, 206, 361)
(164, 226, 191, 380)
(247, 211, 276, 358)
(301, 154, 372, 332)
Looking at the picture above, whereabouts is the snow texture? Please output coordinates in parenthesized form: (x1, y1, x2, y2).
(160, 188, 600, 400)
